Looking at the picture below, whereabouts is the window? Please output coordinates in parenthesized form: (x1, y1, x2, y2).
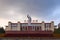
(11, 23, 17, 27)
(35, 26, 39, 31)
(39, 26, 41, 31)
(37, 27, 39, 30)
(35, 26, 36, 31)
(45, 23, 51, 31)
(20, 27, 22, 31)
(21, 26, 27, 31)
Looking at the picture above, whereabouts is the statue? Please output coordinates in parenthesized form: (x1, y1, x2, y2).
(27, 14, 31, 26)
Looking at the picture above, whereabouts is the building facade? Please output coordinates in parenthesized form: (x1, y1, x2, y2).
(5, 15, 54, 32)
(5, 21, 54, 32)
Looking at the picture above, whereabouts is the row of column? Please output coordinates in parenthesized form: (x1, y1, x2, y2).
(5, 21, 21, 31)
(41, 21, 54, 32)
(5, 21, 54, 32)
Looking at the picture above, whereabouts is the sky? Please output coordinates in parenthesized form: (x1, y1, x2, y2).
(0, 0, 60, 29)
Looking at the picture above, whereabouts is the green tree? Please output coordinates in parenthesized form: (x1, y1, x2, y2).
(0, 27, 5, 34)
(54, 28, 60, 34)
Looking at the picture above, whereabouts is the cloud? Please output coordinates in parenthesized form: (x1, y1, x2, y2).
(0, 0, 60, 27)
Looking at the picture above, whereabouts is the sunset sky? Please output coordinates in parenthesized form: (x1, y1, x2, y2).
(0, 0, 60, 29)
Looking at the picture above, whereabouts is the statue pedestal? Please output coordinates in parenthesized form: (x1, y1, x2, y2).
(28, 26, 32, 31)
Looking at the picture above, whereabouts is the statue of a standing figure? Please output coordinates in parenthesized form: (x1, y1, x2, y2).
(27, 14, 31, 26)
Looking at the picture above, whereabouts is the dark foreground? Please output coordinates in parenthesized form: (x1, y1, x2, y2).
(5, 31, 53, 37)
(0, 31, 60, 40)
(0, 37, 60, 40)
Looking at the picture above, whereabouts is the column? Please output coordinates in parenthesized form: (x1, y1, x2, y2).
(51, 21, 54, 32)
(7, 21, 11, 31)
(17, 21, 20, 31)
(41, 21, 45, 31)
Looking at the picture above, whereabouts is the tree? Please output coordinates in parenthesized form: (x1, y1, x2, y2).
(54, 28, 60, 34)
(0, 27, 5, 34)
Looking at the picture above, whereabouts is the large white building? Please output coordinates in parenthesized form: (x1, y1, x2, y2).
(5, 15, 54, 32)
